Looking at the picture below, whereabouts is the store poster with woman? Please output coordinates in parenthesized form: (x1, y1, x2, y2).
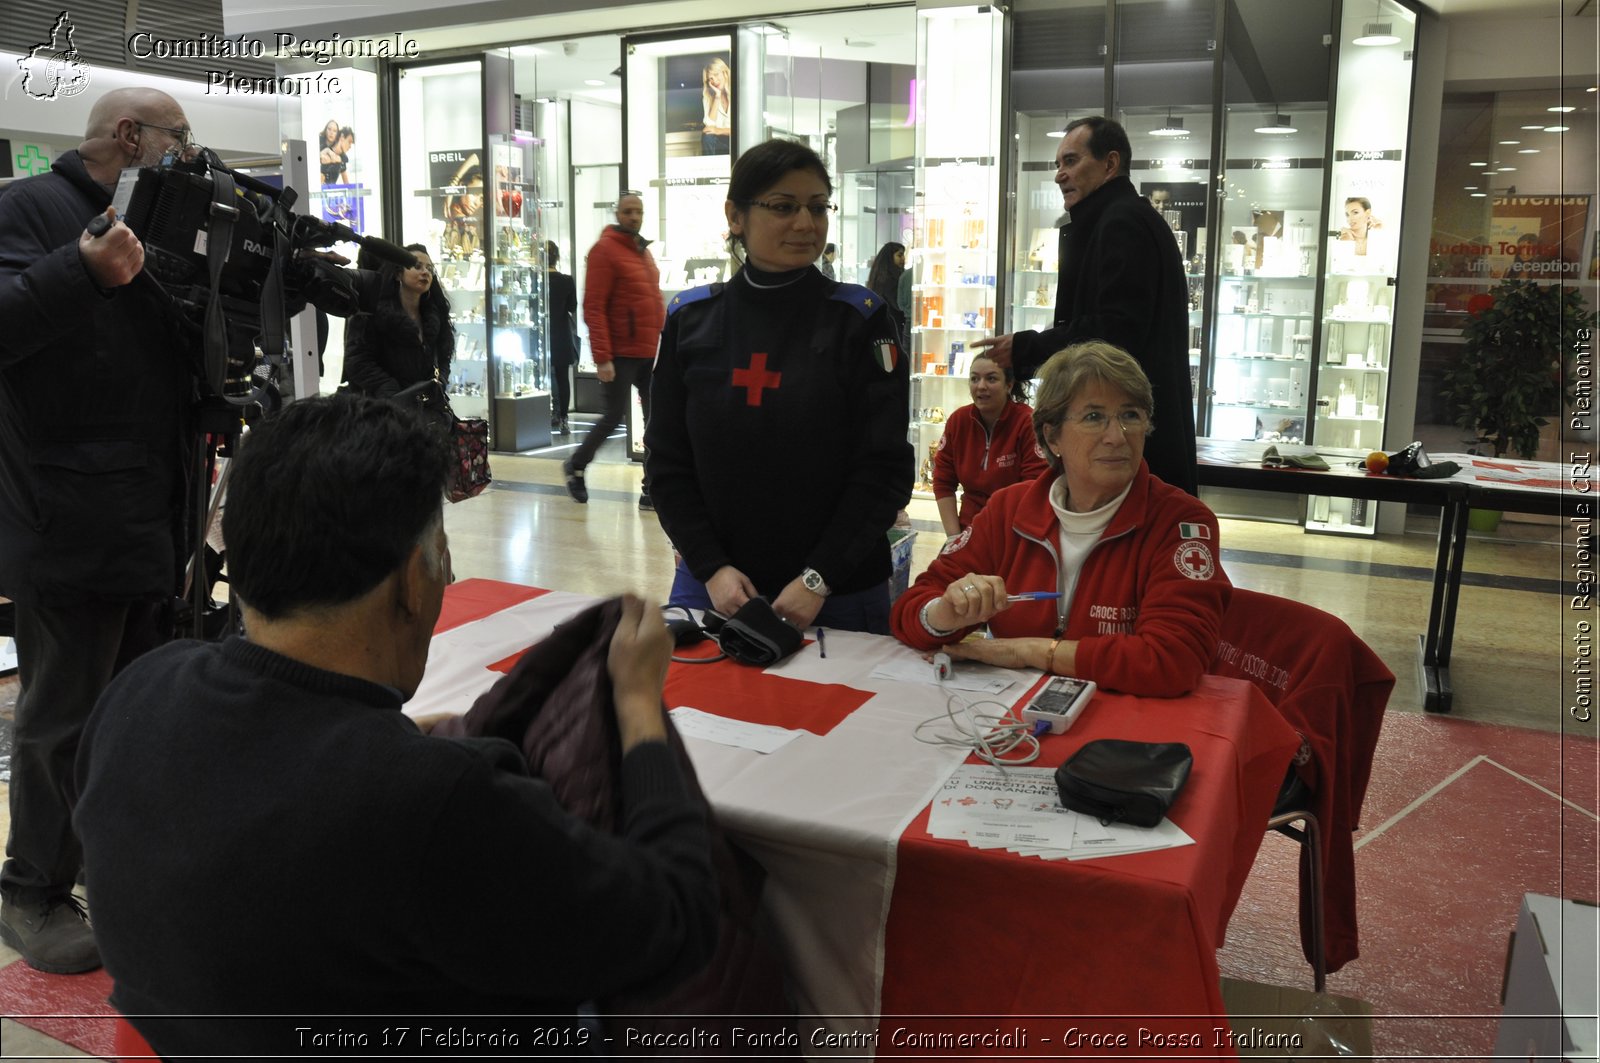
(663, 52, 731, 157)
(314, 115, 363, 230)
(430, 148, 485, 257)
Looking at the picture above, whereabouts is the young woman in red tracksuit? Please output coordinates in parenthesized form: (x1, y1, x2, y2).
(891, 341, 1229, 698)
(932, 353, 1050, 540)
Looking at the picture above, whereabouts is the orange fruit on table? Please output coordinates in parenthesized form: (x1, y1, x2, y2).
(1365, 450, 1389, 473)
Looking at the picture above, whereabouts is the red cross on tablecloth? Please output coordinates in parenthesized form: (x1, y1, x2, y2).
(732, 352, 782, 406)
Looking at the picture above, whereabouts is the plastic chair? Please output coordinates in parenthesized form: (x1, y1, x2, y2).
(1210, 587, 1394, 989)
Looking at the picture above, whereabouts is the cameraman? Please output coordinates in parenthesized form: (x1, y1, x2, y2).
(0, 87, 198, 973)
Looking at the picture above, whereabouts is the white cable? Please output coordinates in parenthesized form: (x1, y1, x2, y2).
(913, 690, 1042, 766)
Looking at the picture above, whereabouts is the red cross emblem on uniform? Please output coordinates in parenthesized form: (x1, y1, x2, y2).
(732, 352, 782, 406)
(1173, 541, 1215, 581)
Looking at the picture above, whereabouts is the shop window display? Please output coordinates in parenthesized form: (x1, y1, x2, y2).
(908, 5, 1003, 497)
(1306, 0, 1417, 535)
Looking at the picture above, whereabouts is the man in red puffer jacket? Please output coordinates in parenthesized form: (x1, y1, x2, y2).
(564, 192, 666, 509)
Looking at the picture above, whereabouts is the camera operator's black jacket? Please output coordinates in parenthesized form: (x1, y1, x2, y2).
(0, 150, 193, 605)
(340, 300, 454, 400)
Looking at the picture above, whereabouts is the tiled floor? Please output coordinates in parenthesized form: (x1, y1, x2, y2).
(1, 430, 1590, 1060)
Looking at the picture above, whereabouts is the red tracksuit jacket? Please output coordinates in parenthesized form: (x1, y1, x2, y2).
(932, 401, 1050, 529)
(892, 462, 1230, 697)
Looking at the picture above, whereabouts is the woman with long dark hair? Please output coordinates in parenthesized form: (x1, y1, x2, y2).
(341, 244, 454, 399)
(646, 139, 913, 634)
(865, 241, 907, 348)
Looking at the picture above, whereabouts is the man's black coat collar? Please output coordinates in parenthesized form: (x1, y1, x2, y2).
(1066, 174, 1137, 229)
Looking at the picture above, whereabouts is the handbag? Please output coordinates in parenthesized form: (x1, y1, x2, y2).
(1054, 739, 1194, 827)
(447, 416, 491, 503)
(390, 369, 490, 503)
(391, 378, 453, 433)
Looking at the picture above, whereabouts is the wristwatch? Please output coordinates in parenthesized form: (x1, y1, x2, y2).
(800, 567, 832, 597)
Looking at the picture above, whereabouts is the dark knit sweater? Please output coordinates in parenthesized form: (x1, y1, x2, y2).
(73, 637, 718, 1055)
(645, 264, 913, 596)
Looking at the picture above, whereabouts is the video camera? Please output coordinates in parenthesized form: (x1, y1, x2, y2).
(110, 148, 415, 406)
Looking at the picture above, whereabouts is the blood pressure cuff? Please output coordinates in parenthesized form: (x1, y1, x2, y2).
(1055, 739, 1194, 828)
(716, 597, 803, 667)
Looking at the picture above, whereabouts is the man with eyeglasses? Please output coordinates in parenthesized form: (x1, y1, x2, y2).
(974, 116, 1197, 496)
(0, 87, 198, 973)
(564, 191, 665, 509)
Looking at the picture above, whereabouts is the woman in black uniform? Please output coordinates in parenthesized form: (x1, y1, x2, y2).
(646, 139, 913, 634)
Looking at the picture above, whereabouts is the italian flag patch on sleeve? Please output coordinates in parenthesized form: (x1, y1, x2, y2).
(1178, 522, 1210, 539)
(875, 339, 900, 373)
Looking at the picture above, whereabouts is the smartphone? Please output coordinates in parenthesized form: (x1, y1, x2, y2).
(1020, 675, 1097, 734)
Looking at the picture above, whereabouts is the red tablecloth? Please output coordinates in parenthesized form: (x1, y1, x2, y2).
(877, 679, 1299, 1055)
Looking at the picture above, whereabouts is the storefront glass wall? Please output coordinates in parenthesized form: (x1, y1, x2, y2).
(1419, 84, 1599, 463)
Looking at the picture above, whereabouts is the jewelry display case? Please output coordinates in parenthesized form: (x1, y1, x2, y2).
(485, 134, 552, 451)
(908, 4, 1004, 497)
(1305, 0, 1418, 535)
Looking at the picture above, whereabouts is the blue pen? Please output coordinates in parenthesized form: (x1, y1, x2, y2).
(816, 627, 828, 658)
(1006, 592, 1061, 602)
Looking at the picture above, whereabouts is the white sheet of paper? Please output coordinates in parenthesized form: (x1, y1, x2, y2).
(668, 707, 801, 754)
(870, 657, 1017, 695)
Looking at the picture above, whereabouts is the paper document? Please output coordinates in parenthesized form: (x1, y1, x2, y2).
(870, 657, 1017, 695)
(926, 764, 1194, 859)
(668, 707, 801, 754)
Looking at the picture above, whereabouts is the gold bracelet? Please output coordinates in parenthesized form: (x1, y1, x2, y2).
(1046, 638, 1062, 673)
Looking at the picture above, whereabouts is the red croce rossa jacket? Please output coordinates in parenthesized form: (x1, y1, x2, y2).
(583, 225, 666, 365)
(892, 461, 1231, 697)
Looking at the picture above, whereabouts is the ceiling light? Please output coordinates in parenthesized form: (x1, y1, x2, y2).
(584, 79, 605, 86)
(1589, 87, 1598, 93)
(1497, 166, 1516, 172)
(1353, 0, 1399, 46)
(1545, 125, 1569, 133)
(1521, 124, 1545, 130)
(1469, 161, 1488, 167)
(1548, 105, 1575, 112)
(1354, 22, 1399, 46)
(1045, 130, 1066, 138)
(1498, 140, 1519, 145)
(1464, 186, 1477, 190)
(1151, 109, 1189, 138)
(1255, 112, 1296, 134)
(1470, 192, 1487, 198)
(1518, 148, 1540, 154)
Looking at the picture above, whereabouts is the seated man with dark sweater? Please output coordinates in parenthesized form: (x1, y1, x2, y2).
(73, 394, 718, 1055)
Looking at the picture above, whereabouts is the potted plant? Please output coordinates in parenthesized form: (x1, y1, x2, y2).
(1441, 277, 1593, 460)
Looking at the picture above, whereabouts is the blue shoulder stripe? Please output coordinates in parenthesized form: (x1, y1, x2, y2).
(829, 283, 886, 320)
(667, 283, 722, 315)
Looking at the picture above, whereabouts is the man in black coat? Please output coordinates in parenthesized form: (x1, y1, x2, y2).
(0, 87, 197, 973)
(976, 116, 1197, 495)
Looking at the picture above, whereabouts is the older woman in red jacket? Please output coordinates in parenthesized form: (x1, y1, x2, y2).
(891, 341, 1229, 697)
(932, 353, 1049, 539)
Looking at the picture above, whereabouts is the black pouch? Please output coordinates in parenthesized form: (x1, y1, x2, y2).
(1054, 739, 1194, 827)
(716, 597, 803, 667)
(1387, 441, 1461, 479)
